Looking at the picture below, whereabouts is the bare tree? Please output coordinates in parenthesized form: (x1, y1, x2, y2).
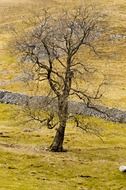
(14, 7, 105, 152)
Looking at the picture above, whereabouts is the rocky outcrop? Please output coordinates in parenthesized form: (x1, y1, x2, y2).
(0, 90, 126, 123)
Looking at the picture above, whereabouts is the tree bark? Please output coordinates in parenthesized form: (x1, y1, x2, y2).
(50, 96, 68, 152)
(50, 124, 66, 152)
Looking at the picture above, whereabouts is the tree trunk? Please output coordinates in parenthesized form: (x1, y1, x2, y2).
(50, 124, 66, 152)
(50, 97, 68, 152)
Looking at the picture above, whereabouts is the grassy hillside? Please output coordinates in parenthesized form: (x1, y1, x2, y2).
(0, 1, 126, 189)
(0, 0, 126, 109)
(0, 2, 126, 189)
(0, 103, 126, 189)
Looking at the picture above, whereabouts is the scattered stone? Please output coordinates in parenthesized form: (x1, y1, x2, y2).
(30, 171, 37, 175)
(8, 166, 16, 169)
(119, 165, 126, 172)
(1, 135, 10, 138)
(42, 178, 47, 181)
(79, 175, 92, 178)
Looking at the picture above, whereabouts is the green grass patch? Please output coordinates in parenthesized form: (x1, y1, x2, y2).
(0, 104, 126, 189)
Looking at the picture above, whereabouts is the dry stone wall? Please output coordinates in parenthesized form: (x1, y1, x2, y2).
(0, 90, 126, 123)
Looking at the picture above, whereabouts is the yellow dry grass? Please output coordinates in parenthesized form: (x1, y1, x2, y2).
(0, 0, 126, 109)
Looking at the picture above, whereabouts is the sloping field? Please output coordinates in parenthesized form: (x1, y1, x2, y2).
(0, 0, 126, 109)
(0, 1, 126, 190)
(0, 103, 126, 190)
